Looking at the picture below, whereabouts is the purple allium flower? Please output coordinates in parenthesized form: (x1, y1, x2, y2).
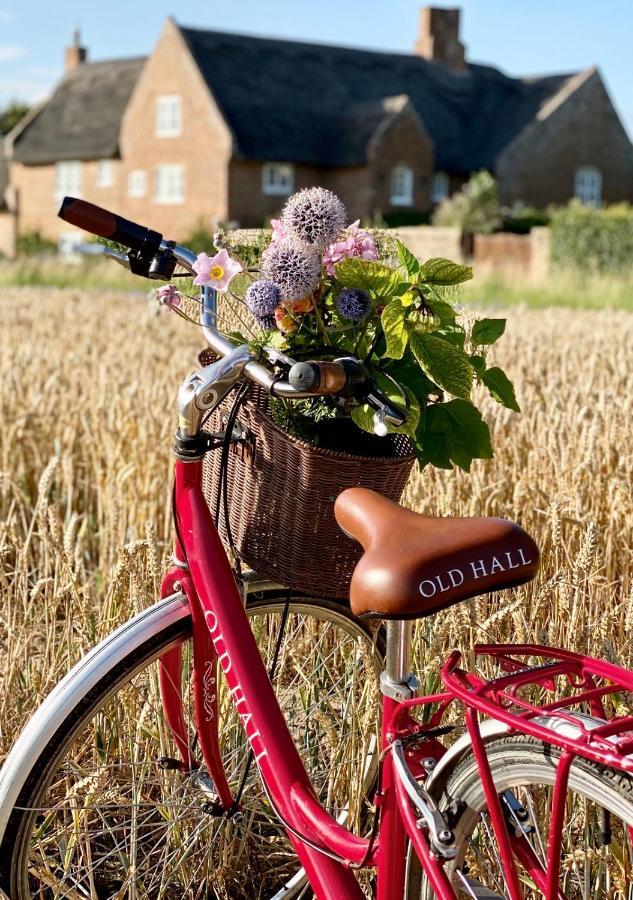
(245, 279, 281, 329)
(281, 187, 347, 249)
(336, 288, 372, 323)
(261, 237, 321, 299)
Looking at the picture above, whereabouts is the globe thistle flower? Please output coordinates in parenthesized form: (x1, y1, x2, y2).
(245, 279, 281, 329)
(336, 288, 372, 323)
(281, 187, 347, 249)
(261, 237, 321, 299)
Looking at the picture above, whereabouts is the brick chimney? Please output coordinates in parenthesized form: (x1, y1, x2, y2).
(64, 28, 87, 72)
(415, 7, 466, 70)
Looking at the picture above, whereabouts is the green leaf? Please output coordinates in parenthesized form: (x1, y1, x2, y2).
(409, 331, 474, 399)
(435, 325, 466, 350)
(334, 258, 400, 298)
(418, 400, 492, 472)
(350, 403, 375, 435)
(419, 257, 473, 285)
(386, 357, 438, 403)
(481, 366, 521, 412)
(381, 299, 408, 359)
(471, 318, 506, 345)
(469, 354, 486, 375)
(422, 293, 457, 322)
(396, 240, 420, 278)
(225, 330, 250, 345)
(399, 290, 417, 307)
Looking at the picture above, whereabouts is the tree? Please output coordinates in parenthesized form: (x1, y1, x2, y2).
(0, 101, 30, 137)
(432, 170, 501, 234)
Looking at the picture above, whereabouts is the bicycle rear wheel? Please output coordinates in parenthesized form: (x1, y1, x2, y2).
(0, 591, 383, 899)
(408, 735, 633, 899)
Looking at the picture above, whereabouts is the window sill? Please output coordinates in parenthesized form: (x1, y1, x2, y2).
(390, 198, 413, 207)
(262, 188, 293, 197)
(154, 197, 185, 205)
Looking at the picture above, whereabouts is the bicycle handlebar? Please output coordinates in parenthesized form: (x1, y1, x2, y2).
(57, 197, 406, 429)
(59, 197, 163, 257)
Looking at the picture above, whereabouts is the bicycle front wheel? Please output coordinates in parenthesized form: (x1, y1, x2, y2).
(0, 591, 383, 899)
(409, 735, 633, 899)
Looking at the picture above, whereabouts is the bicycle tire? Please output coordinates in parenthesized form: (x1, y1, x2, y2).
(0, 590, 384, 899)
(408, 735, 633, 899)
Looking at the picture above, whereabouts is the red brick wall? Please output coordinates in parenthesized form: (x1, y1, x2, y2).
(228, 160, 329, 227)
(496, 69, 633, 208)
(367, 108, 434, 217)
(120, 19, 233, 238)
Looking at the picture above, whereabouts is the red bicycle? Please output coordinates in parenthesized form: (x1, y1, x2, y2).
(2, 199, 633, 900)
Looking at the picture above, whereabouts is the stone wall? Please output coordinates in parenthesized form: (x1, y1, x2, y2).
(473, 227, 550, 279)
(395, 226, 464, 263)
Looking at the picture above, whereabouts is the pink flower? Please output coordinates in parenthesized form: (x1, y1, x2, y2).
(155, 283, 183, 309)
(271, 219, 286, 242)
(323, 220, 378, 276)
(193, 248, 242, 290)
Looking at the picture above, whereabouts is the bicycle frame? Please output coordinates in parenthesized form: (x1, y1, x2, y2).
(151, 284, 633, 899)
(157, 452, 633, 899)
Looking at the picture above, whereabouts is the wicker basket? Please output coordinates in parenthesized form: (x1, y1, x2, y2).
(202, 386, 415, 598)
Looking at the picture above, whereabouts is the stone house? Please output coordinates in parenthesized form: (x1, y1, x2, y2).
(3, 7, 633, 252)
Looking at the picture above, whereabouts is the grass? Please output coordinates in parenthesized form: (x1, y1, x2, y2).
(0, 256, 144, 291)
(0, 286, 632, 895)
(2, 254, 633, 310)
(464, 266, 633, 310)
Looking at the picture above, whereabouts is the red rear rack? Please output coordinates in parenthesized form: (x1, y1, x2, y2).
(441, 643, 633, 772)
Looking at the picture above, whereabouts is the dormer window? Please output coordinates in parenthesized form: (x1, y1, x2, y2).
(390, 165, 414, 206)
(262, 162, 294, 196)
(574, 167, 602, 207)
(155, 95, 182, 137)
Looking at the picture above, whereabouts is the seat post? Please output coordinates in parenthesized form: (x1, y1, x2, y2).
(380, 620, 419, 701)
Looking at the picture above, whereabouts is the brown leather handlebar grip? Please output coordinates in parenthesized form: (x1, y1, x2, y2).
(288, 360, 352, 395)
(58, 196, 162, 256)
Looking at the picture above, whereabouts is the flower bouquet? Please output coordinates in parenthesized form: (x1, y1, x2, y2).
(181, 187, 519, 595)
(190, 186, 518, 472)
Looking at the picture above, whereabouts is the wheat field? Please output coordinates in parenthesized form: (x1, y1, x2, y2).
(0, 286, 632, 894)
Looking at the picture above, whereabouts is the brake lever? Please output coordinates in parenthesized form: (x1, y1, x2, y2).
(103, 248, 131, 270)
(363, 375, 408, 435)
(365, 390, 407, 435)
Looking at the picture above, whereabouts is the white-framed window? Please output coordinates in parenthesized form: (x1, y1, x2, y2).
(128, 169, 147, 198)
(390, 165, 414, 206)
(95, 159, 113, 188)
(262, 162, 294, 196)
(431, 171, 449, 204)
(54, 160, 81, 201)
(574, 167, 602, 207)
(155, 95, 182, 137)
(154, 164, 185, 204)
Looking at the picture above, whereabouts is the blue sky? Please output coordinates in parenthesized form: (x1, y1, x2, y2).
(1, 0, 631, 139)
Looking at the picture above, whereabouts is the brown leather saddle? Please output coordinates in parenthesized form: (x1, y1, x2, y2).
(335, 488, 540, 619)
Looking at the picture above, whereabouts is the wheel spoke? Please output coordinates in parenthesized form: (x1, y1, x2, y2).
(11, 604, 382, 899)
